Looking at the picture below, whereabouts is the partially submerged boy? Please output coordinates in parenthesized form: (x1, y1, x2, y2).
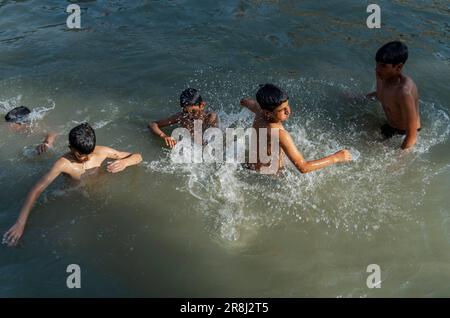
(2, 123, 143, 246)
(366, 41, 420, 149)
(149, 88, 218, 147)
(240, 83, 352, 174)
(5, 106, 57, 154)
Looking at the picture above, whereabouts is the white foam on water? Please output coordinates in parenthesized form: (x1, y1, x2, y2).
(0, 95, 23, 113)
(69, 105, 119, 131)
(0, 95, 56, 132)
(27, 99, 56, 123)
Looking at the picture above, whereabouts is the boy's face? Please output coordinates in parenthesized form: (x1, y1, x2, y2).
(7, 122, 29, 133)
(269, 100, 291, 122)
(69, 146, 90, 162)
(183, 101, 206, 114)
(376, 62, 403, 80)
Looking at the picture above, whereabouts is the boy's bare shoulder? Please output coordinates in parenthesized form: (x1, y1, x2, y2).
(91, 145, 115, 156)
(268, 124, 289, 137)
(53, 155, 75, 172)
(92, 145, 108, 152)
(399, 75, 417, 96)
(55, 156, 71, 165)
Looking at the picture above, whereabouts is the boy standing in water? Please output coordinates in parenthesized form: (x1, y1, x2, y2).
(366, 41, 421, 149)
(2, 123, 143, 247)
(5, 106, 58, 154)
(149, 88, 218, 148)
(240, 83, 352, 174)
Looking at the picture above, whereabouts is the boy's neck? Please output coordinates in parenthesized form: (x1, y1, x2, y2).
(384, 73, 403, 85)
(264, 117, 283, 126)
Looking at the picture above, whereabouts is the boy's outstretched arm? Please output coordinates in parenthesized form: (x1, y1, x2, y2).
(36, 132, 58, 155)
(3, 158, 67, 246)
(240, 98, 261, 113)
(148, 113, 180, 148)
(400, 91, 419, 150)
(279, 130, 352, 173)
(97, 146, 143, 173)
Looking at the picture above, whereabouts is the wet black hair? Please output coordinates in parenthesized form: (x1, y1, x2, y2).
(256, 83, 289, 111)
(69, 123, 96, 154)
(376, 41, 408, 65)
(5, 106, 31, 123)
(180, 88, 203, 108)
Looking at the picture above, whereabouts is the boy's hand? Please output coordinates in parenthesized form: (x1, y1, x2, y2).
(107, 159, 128, 173)
(3, 222, 25, 247)
(335, 149, 352, 162)
(36, 142, 52, 155)
(163, 136, 177, 148)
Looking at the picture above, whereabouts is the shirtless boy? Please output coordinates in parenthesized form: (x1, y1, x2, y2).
(149, 88, 218, 148)
(2, 123, 143, 246)
(366, 41, 421, 149)
(241, 83, 352, 174)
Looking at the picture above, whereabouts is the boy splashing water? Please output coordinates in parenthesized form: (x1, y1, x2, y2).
(241, 84, 352, 174)
(5, 106, 57, 154)
(149, 88, 218, 148)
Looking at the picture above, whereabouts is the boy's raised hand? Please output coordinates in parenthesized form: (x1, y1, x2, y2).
(36, 132, 57, 155)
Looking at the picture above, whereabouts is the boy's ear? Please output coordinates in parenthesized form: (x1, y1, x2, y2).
(263, 109, 273, 119)
(395, 63, 404, 72)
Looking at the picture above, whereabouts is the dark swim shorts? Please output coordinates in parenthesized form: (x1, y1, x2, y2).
(380, 124, 421, 139)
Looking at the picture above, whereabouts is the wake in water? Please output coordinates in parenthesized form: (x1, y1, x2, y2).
(146, 75, 450, 242)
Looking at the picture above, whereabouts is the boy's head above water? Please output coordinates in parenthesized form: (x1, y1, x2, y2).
(256, 83, 291, 122)
(180, 88, 205, 113)
(5, 106, 31, 124)
(69, 123, 96, 161)
(375, 41, 408, 80)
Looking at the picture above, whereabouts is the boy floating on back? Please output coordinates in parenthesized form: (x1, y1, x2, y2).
(241, 83, 352, 174)
(149, 88, 218, 148)
(3, 123, 143, 247)
(366, 41, 421, 149)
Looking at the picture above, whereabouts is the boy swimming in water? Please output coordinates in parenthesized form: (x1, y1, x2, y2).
(149, 88, 218, 148)
(366, 41, 421, 149)
(240, 83, 352, 174)
(5, 106, 57, 154)
(2, 123, 143, 247)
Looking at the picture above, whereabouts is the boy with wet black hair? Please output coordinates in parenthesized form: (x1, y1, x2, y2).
(241, 83, 352, 174)
(149, 88, 218, 148)
(5, 106, 31, 123)
(366, 41, 421, 149)
(2, 123, 143, 247)
(5, 106, 57, 154)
